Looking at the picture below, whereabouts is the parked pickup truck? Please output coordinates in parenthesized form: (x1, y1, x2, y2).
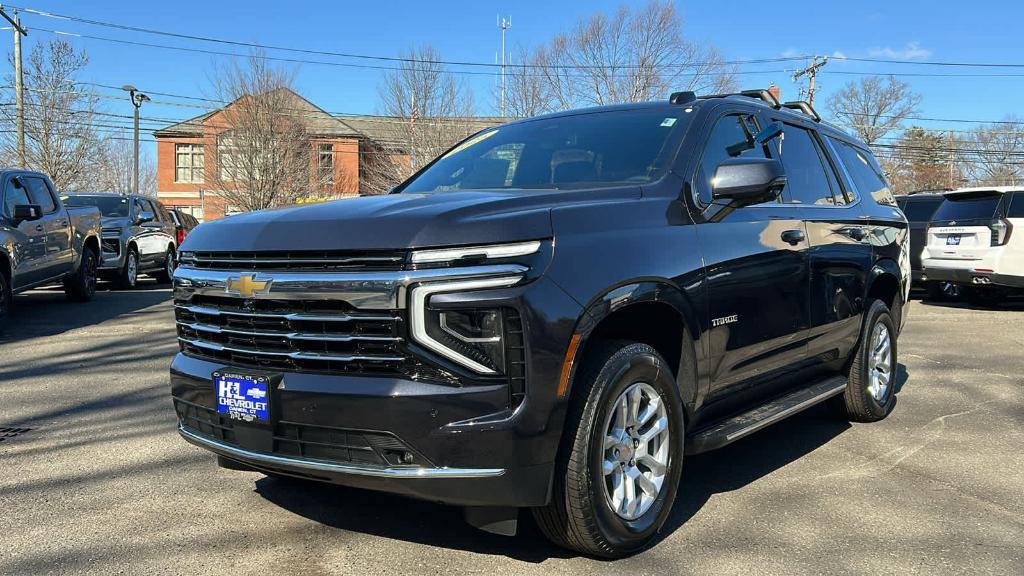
(0, 170, 102, 325)
(169, 89, 909, 557)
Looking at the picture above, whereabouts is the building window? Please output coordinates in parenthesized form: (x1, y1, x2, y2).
(175, 143, 204, 183)
(318, 143, 334, 185)
(218, 134, 238, 182)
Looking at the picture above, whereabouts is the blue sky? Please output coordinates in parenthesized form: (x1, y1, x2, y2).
(7, 0, 1023, 159)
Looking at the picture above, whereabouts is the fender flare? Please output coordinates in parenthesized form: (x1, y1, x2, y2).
(562, 279, 701, 419)
(867, 258, 906, 325)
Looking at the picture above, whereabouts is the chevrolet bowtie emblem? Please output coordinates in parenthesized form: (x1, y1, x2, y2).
(225, 274, 272, 298)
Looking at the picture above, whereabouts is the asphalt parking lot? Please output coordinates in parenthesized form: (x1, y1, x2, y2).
(0, 284, 1021, 575)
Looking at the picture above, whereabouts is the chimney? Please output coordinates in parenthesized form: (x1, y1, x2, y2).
(768, 83, 781, 103)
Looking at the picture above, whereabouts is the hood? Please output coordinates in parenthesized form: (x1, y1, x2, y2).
(101, 216, 132, 230)
(181, 190, 582, 252)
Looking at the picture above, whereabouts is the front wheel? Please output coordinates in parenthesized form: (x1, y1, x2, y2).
(64, 248, 98, 302)
(532, 341, 684, 558)
(153, 248, 176, 284)
(116, 248, 139, 289)
(835, 299, 898, 422)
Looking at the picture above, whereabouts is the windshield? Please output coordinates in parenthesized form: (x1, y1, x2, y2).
(932, 192, 1004, 223)
(401, 108, 690, 193)
(64, 195, 130, 217)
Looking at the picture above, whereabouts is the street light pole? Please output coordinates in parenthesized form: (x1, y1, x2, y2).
(122, 85, 149, 195)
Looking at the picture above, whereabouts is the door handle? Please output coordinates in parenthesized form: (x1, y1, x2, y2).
(60, 220, 69, 226)
(848, 227, 868, 241)
(781, 229, 805, 245)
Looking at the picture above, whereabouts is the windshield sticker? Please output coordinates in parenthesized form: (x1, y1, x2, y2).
(661, 118, 677, 127)
(443, 129, 499, 158)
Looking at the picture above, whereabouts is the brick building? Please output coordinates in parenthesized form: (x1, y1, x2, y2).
(154, 88, 503, 221)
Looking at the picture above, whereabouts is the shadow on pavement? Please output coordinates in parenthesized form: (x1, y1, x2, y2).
(0, 279, 172, 341)
(255, 363, 911, 561)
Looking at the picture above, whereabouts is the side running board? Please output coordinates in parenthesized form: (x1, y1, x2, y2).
(687, 375, 848, 454)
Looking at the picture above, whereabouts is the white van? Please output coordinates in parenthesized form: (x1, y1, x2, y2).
(921, 187, 1024, 300)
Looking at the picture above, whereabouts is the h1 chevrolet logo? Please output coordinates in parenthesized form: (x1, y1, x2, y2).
(225, 274, 273, 298)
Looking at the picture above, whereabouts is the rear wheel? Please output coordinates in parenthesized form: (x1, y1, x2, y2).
(64, 248, 98, 302)
(533, 341, 684, 558)
(153, 247, 175, 283)
(835, 299, 898, 422)
(117, 248, 139, 289)
(926, 281, 961, 301)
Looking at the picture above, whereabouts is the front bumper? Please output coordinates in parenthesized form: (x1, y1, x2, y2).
(99, 237, 124, 271)
(169, 265, 583, 508)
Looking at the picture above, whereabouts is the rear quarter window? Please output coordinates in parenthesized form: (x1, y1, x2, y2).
(1008, 192, 1024, 218)
(828, 137, 896, 206)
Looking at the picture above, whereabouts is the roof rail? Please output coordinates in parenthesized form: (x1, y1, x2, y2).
(698, 88, 781, 108)
(781, 100, 821, 122)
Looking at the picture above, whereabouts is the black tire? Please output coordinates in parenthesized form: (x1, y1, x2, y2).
(153, 247, 175, 284)
(836, 299, 898, 422)
(63, 247, 98, 302)
(116, 247, 139, 289)
(0, 268, 11, 329)
(966, 286, 1005, 308)
(532, 341, 685, 558)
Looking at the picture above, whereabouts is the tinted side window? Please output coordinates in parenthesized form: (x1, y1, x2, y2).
(695, 113, 768, 205)
(776, 125, 838, 205)
(829, 137, 897, 207)
(24, 177, 57, 213)
(2, 178, 31, 217)
(902, 198, 943, 222)
(1008, 192, 1024, 218)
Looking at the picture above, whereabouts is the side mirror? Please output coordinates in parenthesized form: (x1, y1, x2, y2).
(754, 121, 784, 144)
(136, 210, 155, 224)
(712, 157, 787, 206)
(13, 204, 42, 222)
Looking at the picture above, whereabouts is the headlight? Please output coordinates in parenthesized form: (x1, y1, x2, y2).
(410, 240, 541, 265)
(409, 275, 521, 374)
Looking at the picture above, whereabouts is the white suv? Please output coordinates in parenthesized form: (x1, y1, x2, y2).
(922, 187, 1024, 299)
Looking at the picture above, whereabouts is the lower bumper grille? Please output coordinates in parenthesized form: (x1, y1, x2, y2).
(101, 238, 121, 255)
(174, 399, 430, 467)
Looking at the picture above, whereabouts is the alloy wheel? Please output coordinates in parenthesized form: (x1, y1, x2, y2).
(127, 254, 138, 286)
(600, 381, 671, 520)
(867, 322, 892, 402)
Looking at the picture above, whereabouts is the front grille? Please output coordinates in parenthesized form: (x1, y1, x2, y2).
(505, 310, 527, 409)
(101, 227, 120, 236)
(101, 238, 120, 255)
(179, 250, 407, 271)
(175, 399, 430, 467)
(175, 294, 405, 375)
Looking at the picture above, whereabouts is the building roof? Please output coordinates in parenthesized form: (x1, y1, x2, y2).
(153, 88, 360, 139)
(335, 114, 510, 149)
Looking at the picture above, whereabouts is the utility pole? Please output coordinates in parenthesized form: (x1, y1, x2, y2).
(792, 55, 828, 106)
(948, 130, 955, 188)
(122, 85, 150, 195)
(498, 15, 511, 117)
(1, 6, 29, 168)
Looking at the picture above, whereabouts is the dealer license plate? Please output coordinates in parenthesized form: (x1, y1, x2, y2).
(946, 235, 961, 245)
(215, 373, 270, 422)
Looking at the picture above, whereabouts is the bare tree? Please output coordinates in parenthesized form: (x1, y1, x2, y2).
(826, 75, 921, 146)
(205, 52, 313, 212)
(503, 1, 735, 117)
(91, 136, 157, 195)
(959, 116, 1024, 186)
(1, 40, 101, 190)
(363, 45, 479, 195)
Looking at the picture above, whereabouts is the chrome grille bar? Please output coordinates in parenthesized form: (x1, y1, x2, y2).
(175, 303, 397, 323)
(176, 321, 402, 343)
(179, 337, 404, 363)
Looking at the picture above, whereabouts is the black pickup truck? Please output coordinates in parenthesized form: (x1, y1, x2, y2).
(169, 89, 909, 557)
(0, 170, 102, 325)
